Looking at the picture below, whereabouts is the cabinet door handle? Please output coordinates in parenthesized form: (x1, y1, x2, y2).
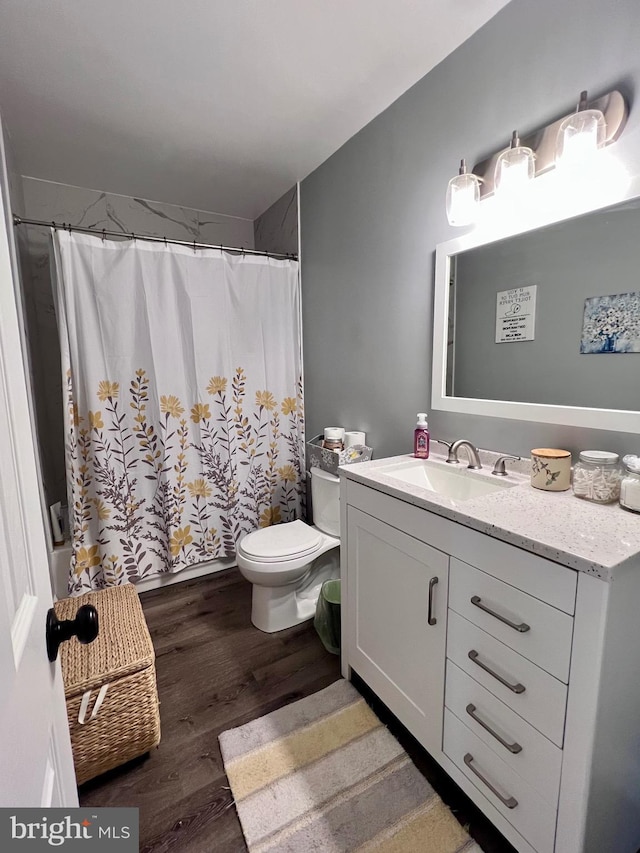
(427, 576, 438, 626)
(466, 703, 522, 754)
(463, 753, 518, 809)
(471, 595, 530, 633)
(468, 650, 526, 694)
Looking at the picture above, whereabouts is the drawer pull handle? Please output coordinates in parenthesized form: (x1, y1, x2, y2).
(471, 596, 530, 633)
(463, 753, 518, 809)
(428, 577, 438, 626)
(466, 703, 522, 754)
(468, 650, 526, 694)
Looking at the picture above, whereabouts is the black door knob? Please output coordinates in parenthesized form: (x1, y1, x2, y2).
(46, 604, 99, 662)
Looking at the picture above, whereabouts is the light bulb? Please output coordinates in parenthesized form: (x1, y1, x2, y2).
(556, 91, 606, 170)
(446, 159, 481, 226)
(495, 131, 535, 198)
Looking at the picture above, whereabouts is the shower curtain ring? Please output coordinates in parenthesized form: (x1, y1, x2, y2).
(102, 229, 106, 242)
(193, 239, 197, 253)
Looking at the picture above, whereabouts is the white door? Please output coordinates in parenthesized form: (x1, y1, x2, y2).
(346, 506, 449, 757)
(0, 146, 77, 805)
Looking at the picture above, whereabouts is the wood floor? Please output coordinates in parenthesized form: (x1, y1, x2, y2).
(79, 569, 515, 853)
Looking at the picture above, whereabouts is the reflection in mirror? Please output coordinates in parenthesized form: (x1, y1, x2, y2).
(447, 198, 640, 412)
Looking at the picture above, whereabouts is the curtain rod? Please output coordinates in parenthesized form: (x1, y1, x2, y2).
(12, 215, 298, 261)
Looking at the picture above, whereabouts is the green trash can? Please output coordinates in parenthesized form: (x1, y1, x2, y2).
(314, 579, 341, 655)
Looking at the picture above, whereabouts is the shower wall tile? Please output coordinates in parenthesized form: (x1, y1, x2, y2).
(21, 178, 255, 246)
(254, 185, 298, 256)
(19, 177, 255, 505)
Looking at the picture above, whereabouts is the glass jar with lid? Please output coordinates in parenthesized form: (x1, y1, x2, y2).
(620, 455, 640, 514)
(572, 450, 622, 503)
(322, 427, 344, 452)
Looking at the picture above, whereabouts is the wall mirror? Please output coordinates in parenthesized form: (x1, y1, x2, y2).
(432, 169, 640, 433)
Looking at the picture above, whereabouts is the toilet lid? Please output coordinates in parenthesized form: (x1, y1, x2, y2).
(240, 519, 323, 561)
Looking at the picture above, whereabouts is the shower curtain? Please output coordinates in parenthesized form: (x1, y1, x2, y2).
(52, 231, 304, 594)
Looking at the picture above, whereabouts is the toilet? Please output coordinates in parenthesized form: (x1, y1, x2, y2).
(236, 466, 340, 633)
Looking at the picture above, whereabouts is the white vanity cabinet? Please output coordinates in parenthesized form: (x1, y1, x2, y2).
(340, 475, 640, 853)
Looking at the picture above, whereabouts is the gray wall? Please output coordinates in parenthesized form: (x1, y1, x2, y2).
(2, 120, 24, 220)
(300, 0, 640, 461)
(18, 178, 255, 506)
(453, 201, 640, 409)
(254, 185, 298, 256)
(0, 112, 57, 553)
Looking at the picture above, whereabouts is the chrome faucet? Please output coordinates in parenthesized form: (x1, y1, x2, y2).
(446, 439, 483, 470)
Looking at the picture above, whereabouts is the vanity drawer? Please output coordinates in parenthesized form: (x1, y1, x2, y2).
(445, 660, 562, 804)
(443, 710, 557, 853)
(447, 610, 567, 746)
(344, 479, 577, 613)
(449, 558, 574, 683)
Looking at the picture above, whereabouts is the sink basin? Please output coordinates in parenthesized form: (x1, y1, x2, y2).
(378, 458, 517, 502)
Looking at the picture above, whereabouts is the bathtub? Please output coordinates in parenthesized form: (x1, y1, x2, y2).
(48, 543, 235, 600)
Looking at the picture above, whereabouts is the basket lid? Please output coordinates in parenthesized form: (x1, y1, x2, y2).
(55, 584, 155, 697)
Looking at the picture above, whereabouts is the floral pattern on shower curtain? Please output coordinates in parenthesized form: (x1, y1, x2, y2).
(52, 230, 304, 594)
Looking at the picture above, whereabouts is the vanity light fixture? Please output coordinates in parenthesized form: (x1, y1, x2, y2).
(445, 88, 627, 226)
(494, 130, 536, 196)
(556, 90, 606, 169)
(445, 159, 482, 226)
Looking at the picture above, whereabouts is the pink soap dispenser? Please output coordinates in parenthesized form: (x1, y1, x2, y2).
(414, 412, 430, 459)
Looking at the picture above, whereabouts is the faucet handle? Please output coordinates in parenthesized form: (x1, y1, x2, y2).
(491, 455, 520, 476)
(432, 438, 455, 463)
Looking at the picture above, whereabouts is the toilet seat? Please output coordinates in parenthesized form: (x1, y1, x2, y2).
(239, 519, 323, 563)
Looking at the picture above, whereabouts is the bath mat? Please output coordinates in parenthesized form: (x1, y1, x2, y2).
(219, 679, 481, 852)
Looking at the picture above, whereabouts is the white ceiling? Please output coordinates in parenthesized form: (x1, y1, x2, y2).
(0, 0, 510, 220)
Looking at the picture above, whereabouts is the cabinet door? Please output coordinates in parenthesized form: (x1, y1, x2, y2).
(346, 506, 448, 755)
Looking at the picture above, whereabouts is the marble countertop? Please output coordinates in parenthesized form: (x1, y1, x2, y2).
(340, 450, 640, 582)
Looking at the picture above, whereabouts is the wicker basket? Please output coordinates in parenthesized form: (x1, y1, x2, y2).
(55, 584, 161, 784)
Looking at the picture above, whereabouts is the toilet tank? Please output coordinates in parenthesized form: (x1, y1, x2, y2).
(310, 466, 340, 537)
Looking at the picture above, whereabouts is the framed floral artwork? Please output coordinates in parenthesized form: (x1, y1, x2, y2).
(580, 291, 640, 353)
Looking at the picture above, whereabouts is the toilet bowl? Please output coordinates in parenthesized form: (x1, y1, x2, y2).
(236, 467, 340, 633)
